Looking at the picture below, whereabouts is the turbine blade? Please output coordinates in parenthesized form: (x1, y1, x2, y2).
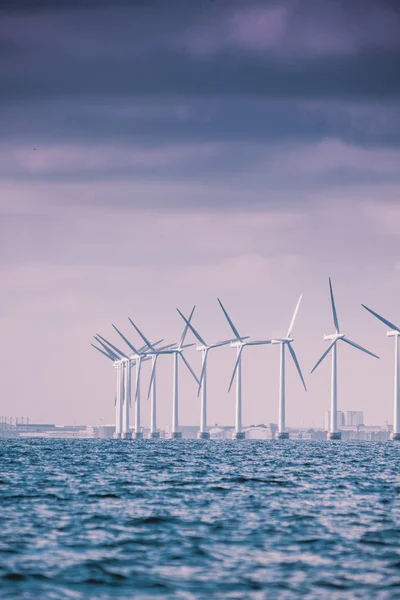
(179, 305, 195, 348)
(152, 339, 164, 348)
(211, 337, 242, 349)
(287, 293, 303, 338)
(328, 278, 340, 333)
(147, 355, 158, 400)
(179, 352, 200, 386)
(341, 337, 379, 359)
(158, 342, 176, 352)
(361, 304, 400, 333)
(96, 334, 128, 359)
(91, 343, 114, 362)
(138, 339, 164, 353)
(128, 318, 155, 352)
(228, 346, 244, 392)
(245, 339, 273, 346)
(197, 349, 209, 397)
(94, 336, 120, 361)
(287, 343, 307, 391)
(137, 338, 165, 356)
(112, 324, 140, 354)
(310, 339, 337, 374)
(177, 308, 207, 346)
(217, 298, 242, 341)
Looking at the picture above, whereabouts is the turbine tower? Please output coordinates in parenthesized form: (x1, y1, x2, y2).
(361, 304, 400, 441)
(218, 298, 273, 440)
(146, 307, 199, 439)
(271, 294, 307, 439)
(91, 339, 125, 438)
(177, 308, 242, 440)
(311, 278, 379, 440)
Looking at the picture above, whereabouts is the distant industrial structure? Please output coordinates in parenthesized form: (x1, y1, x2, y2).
(325, 410, 364, 430)
(0, 418, 393, 441)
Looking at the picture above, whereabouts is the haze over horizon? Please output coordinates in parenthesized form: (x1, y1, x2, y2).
(1, 0, 400, 429)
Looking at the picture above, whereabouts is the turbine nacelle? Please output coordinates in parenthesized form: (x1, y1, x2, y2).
(387, 330, 400, 338)
(230, 340, 244, 349)
(324, 333, 345, 341)
(271, 337, 294, 345)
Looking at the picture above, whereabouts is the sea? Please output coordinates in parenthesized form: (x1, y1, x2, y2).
(0, 439, 399, 599)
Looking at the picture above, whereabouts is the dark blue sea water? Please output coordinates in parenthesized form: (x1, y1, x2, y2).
(0, 440, 399, 599)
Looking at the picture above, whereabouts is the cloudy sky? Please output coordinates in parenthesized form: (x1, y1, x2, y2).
(1, 0, 400, 430)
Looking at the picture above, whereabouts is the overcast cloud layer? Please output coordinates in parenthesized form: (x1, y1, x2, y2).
(1, 0, 399, 429)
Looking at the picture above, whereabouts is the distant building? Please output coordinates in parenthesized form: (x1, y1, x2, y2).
(345, 411, 364, 426)
(245, 426, 274, 439)
(341, 425, 391, 441)
(325, 411, 345, 431)
(325, 410, 364, 430)
(18, 424, 87, 438)
(209, 427, 230, 439)
(98, 425, 115, 438)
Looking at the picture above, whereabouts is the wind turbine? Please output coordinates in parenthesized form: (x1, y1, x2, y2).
(271, 294, 307, 439)
(218, 298, 273, 439)
(92, 330, 162, 439)
(145, 306, 199, 439)
(311, 278, 379, 440)
(361, 304, 400, 441)
(95, 334, 132, 438)
(176, 308, 244, 440)
(127, 319, 175, 439)
(109, 326, 165, 439)
(110, 325, 147, 440)
(91, 339, 125, 438)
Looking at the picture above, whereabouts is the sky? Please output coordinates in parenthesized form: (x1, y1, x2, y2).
(1, 0, 400, 430)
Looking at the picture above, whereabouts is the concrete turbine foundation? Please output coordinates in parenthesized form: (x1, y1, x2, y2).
(197, 431, 210, 440)
(276, 431, 289, 440)
(391, 432, 400, 441)
(132, 432, 143, 440)
(328, 431, 342, 440)
(233, 431, 246, 440)
(121, 431, 132, 440)
(149, 431, 160, 439)
(171, 432, 182, 439)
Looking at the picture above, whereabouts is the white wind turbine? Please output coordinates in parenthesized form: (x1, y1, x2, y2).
(176, 308, 245, 440)
(361, 304, 400, 441)
(92, 338, 126, 438)
(311, 278, 379, 440)
(271, 294, 307, 439)
(218, 298, 274, 439)
(95, 334, 132, 438)
(145, 306, 199, 439)
(124, 319, 175, 439)
(109, 326, 165, 439)
(111, 325, 147, 440)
